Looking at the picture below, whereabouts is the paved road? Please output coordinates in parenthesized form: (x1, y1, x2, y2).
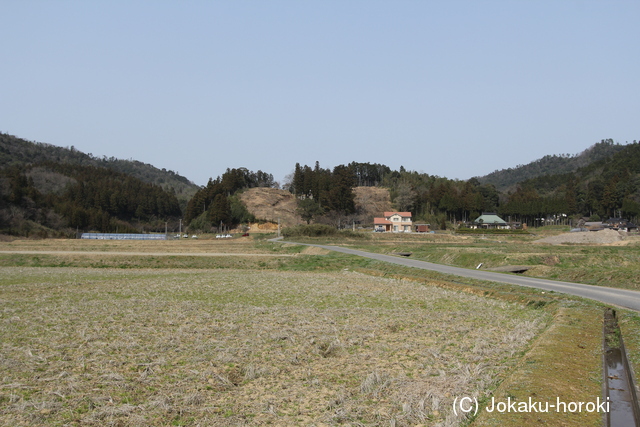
(277, 239, 640, 312)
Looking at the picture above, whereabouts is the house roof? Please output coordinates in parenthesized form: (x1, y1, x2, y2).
(473, 214, 507, 224)
(374, 218, 393, 225)
(384, 212, 412, 217)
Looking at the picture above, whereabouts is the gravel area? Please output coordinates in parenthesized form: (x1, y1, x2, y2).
(534, 228, 625, 245)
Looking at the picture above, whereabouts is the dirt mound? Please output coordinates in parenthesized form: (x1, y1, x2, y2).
(239, 187, 303, 228)
(534, 228, 624, 245)
(248, 222, 278, 231)
(353, 186, 393, 220)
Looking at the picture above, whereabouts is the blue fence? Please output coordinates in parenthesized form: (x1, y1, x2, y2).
(80, 233, 167, 240)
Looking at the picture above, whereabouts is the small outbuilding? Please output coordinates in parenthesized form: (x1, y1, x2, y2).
(414, 223, 431, 233)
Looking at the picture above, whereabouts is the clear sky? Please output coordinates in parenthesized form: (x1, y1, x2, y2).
(2, 1, 638, 186)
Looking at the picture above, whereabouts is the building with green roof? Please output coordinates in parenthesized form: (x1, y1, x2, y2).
(472, 213, 509, 229)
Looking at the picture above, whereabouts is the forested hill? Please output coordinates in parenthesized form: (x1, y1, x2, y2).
(0, 133, 188, 237)
(476, 139, 627, 191)
(0, 133, 199, 206)
(521, 141, 640, 196)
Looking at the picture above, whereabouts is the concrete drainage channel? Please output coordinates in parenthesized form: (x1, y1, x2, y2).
(603, 308, 640, 426)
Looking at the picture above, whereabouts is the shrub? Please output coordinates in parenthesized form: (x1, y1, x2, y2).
(281, 224, 339, 237)
(455, 228, 530, 235)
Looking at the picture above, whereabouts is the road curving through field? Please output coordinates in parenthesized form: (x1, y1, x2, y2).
(276, 239, 640, 312)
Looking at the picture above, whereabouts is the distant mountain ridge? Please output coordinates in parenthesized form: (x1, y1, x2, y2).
(475, 139, 627, 191)
(2, 131, 638, 237)
(0, 133, 199, 207)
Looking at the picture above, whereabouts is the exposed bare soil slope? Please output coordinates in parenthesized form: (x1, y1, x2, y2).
(239, 187, 393, 228)
(353, 186, 393, 221)
(239, 188, 303, 227)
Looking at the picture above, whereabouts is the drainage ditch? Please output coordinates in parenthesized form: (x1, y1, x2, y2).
(603, 308, 640, 426)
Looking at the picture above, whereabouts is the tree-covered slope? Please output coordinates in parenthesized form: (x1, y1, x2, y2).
(493, 141, 640, 225)
(0, 133, 188, 236)
(476, 139, 627, 191)
(0, 133, 199, 207)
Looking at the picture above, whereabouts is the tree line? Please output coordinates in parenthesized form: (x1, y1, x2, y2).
(182, 142, 640, 231)
(3, 131, 638, 236)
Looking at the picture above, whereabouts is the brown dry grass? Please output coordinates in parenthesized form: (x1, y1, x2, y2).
(533, 229, 625, 245)
(353, 187, 393, 222)
(0, 267, 548, 426)
(0, 237, 283, 254)
(300, 246, 331, 255)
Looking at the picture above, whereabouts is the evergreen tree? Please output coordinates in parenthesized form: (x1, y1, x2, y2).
(297, 198, 324, 224)
(208, 194, 231, 227)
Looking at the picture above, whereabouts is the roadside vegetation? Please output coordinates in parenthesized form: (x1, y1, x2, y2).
(282, 228, 640, 291)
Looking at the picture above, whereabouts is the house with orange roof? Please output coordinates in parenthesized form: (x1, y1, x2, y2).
(373, 212, 412, 232)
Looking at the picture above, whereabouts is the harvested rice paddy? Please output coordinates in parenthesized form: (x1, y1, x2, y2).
(1, 267, 548, 426)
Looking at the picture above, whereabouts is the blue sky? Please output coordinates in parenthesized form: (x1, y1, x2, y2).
(1, 1, 638, 186)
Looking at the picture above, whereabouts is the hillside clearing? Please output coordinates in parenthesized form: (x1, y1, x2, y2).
(238, 187, 303, 227)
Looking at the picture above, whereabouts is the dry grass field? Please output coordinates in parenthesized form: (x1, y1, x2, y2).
(1, 265, 549, 426)
(0, 236, 292, 254)
(0, 234, 617, 426)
